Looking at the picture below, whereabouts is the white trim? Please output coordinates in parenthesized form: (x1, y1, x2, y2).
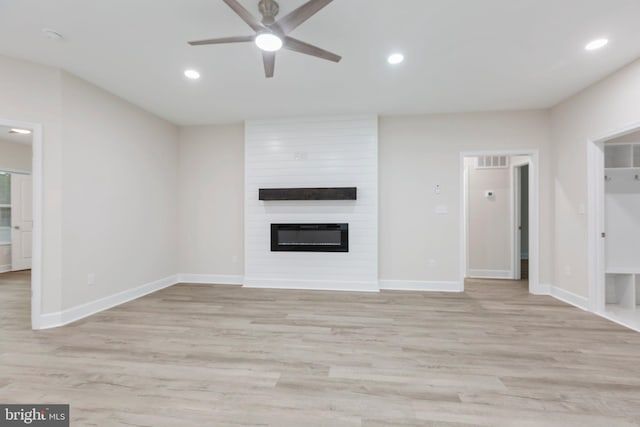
(463, 164, 470, 277)
(533, 283, 551, 295)
(548, 285, 590, 311)
(460, 149, 541, 294)
(0, 264, 11, 273)
(244, 277, 379, 292)
(510, 162, 518, 279)
(587, 138, 605, 313)
(467, 269, 512, 279)
(597, 311, 640, 333)
(587, 120, 640, 315)
(0, 118, 42, 330)
(541, 283, 640, 332)
(38, 274, 179, 329)
(177, 273, 243, 285)
(511, 161, 530, 281)
(379, 280, 463, 292)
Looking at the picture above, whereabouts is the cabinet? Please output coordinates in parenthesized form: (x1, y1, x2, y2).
(604, 142, 640, 327)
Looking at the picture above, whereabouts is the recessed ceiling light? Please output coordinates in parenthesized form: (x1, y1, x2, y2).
(9, 128, 32, 135)
(585, 38, 608, 51)
(255, 33, 283, 52)
(388, 53, 404, 65)
(184, 69, 201, 80)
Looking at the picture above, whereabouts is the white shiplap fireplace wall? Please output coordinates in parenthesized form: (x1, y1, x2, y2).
(245, 115, 378, 291)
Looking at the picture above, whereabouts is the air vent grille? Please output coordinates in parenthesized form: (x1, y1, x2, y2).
(476, 155, 508, 169)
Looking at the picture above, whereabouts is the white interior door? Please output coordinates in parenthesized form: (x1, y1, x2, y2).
(11, 173, 32, 271)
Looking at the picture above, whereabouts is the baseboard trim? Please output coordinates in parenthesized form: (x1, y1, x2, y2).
(177, 273, 243, 286)
(0, 264, 11, 273)
(244, 277, 379, 292)
(596, 311, 640, 333)
(379, 280, 463, 292)
(468, 269, 513, 279)
(531, 283, 591, 311)
(531, 283, 551, 295)
(541, 284, 589, 311)
(37, 274, 179, 329)
(38, 311, 62, 329)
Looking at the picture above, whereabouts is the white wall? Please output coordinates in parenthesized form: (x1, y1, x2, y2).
(178, 124, 244, 278)
(244, 115, 378, 291)
(0, 55, 63, 314)
(0, 139, 32, 172)
(464, 155, 531, 279)
(551, 57, 640, 297)
(59, 72, 179, 310)
(465, 158, 512, 277)
(4, 50, 638, 320)
(379, 111, 552, 286)
(0, 54, 180, 319)
(179, 112, 551, 290)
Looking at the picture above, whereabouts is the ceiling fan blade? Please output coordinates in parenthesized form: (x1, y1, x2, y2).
(263, 51, 276, 78)
(188, 35, 254, 46)
(284, 36, 341, 63)
(222, 0, 265, 32)
(274, 0, 333, 34)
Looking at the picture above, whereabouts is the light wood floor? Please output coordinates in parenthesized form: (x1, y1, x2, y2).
(2, 272, 640, 426)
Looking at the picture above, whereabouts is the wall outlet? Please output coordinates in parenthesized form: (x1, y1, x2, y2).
(563, 265, 572, 277)
(87, 273, 96, 286)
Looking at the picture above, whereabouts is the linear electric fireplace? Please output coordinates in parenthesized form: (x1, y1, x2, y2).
(271, 223, 349, 252)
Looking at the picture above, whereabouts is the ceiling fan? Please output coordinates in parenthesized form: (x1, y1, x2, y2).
(188, 0, 341, 78)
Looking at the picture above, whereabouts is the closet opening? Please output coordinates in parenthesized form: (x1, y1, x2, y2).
(588, 127, 640, 331)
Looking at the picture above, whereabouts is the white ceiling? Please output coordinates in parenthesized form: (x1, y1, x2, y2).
(1, 0, 640, 125)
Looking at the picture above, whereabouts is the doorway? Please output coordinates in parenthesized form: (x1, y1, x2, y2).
(461, 150, 540, 294)
(0, 171, 33, 272)
(513, 162, 530, 281)
(588, 125, 640, 331)
(0, 119, 42, 329)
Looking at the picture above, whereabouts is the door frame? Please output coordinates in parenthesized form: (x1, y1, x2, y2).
(0, 118, 43, 329)
(460, 149, 541, 294)
(587, 120, 640, 314)
(511, 159, 531, 280)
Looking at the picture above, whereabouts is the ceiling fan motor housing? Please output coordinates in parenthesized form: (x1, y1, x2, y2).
(187, 0, 341, 78)
(259, 0, 279, 25)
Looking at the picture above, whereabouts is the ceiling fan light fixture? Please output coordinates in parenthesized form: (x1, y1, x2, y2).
(255, 33, 283, 52)
(184, 69, 201, 80)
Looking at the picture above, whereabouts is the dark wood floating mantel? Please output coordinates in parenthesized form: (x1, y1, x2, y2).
(259, 187, 357, 201)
